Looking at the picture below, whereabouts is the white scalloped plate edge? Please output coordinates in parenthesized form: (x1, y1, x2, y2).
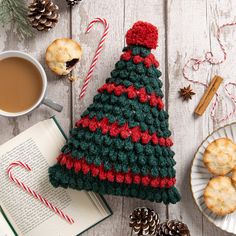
(191, 122, 236, 234)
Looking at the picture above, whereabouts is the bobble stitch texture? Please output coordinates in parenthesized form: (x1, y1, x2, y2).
(49, 21, 180, 205)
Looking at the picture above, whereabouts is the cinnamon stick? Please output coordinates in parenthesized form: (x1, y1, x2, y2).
(194, 75, 223, 116)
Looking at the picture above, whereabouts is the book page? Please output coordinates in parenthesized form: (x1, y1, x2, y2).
(0, 119, 110, 236)
(0, 138, 71, 235)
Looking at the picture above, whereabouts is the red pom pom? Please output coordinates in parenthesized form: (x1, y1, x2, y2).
(126, 21, 158, 49)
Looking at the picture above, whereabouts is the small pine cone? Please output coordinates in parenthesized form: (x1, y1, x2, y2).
(129, 207, 160, 235)
(157, 220, 190, 236)
(28, 0, 59, 31)
(66, 0, 82, 6)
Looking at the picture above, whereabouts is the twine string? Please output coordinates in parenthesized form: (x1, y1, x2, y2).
(182, 22, 236, 123)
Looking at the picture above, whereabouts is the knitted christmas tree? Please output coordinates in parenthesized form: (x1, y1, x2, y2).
(49, 21, 181, 204)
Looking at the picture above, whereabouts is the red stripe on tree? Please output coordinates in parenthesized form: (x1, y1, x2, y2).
(76, 116, 173, 146)
(120, 49, 159, 68)
(98, 82, 164, 109)
(57, 154, 176, 189)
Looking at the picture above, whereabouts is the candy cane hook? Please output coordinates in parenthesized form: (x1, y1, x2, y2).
(79, 17, 109, 99)
(7, 161, 74, 224)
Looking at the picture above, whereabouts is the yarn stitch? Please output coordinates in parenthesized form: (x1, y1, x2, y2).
(49, 21, 181, 204)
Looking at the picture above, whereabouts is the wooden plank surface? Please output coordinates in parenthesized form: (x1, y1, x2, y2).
(1, 0, 236, 235)
(168, 1, 236, 236)
(0, 0, 71, 144)
(71, 1, 125, 235)
(72, 1, 167, 235)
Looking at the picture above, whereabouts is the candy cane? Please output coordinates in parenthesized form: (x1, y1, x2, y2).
(79, 17, 109, 99)
(182, 22, 236, 123)
(7, 161, 74, 224)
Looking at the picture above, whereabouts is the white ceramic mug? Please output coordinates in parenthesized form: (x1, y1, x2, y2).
(0, 51, 63, 117)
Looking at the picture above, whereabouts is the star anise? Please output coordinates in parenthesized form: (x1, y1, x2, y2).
(179, 85, 195, 101)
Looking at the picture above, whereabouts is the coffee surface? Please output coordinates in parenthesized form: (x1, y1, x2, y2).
(0, 57, 43, 113)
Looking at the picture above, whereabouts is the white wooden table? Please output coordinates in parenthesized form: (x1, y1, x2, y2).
(1, 0, 236, 235)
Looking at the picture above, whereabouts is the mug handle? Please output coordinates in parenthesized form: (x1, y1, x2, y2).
(42, 98, 63, 112)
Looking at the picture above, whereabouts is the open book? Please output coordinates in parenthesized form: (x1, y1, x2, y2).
(0, 118, 112, 236)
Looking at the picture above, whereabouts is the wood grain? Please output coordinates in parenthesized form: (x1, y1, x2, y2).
(72, 1, 125, 235)
(0, 0, 71, 146)
(168, 0, 236, 236)
(122, 2, 167, 235)
(1, 0, 236, 235)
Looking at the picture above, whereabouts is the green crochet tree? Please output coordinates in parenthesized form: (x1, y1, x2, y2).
(49, 21, 181, 204)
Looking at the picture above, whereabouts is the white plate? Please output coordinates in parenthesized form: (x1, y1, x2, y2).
(191, 122, 236, 234)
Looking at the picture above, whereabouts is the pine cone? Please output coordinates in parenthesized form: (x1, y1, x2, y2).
(157, 220, 190, 236)
(129, 207, 160, 235)
(28, 0, 59, 31)
(66, 0, 82, 6)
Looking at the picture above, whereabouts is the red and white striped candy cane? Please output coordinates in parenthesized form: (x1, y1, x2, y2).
(79, 17, 109, 99)
(7, 161, 74, 224)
